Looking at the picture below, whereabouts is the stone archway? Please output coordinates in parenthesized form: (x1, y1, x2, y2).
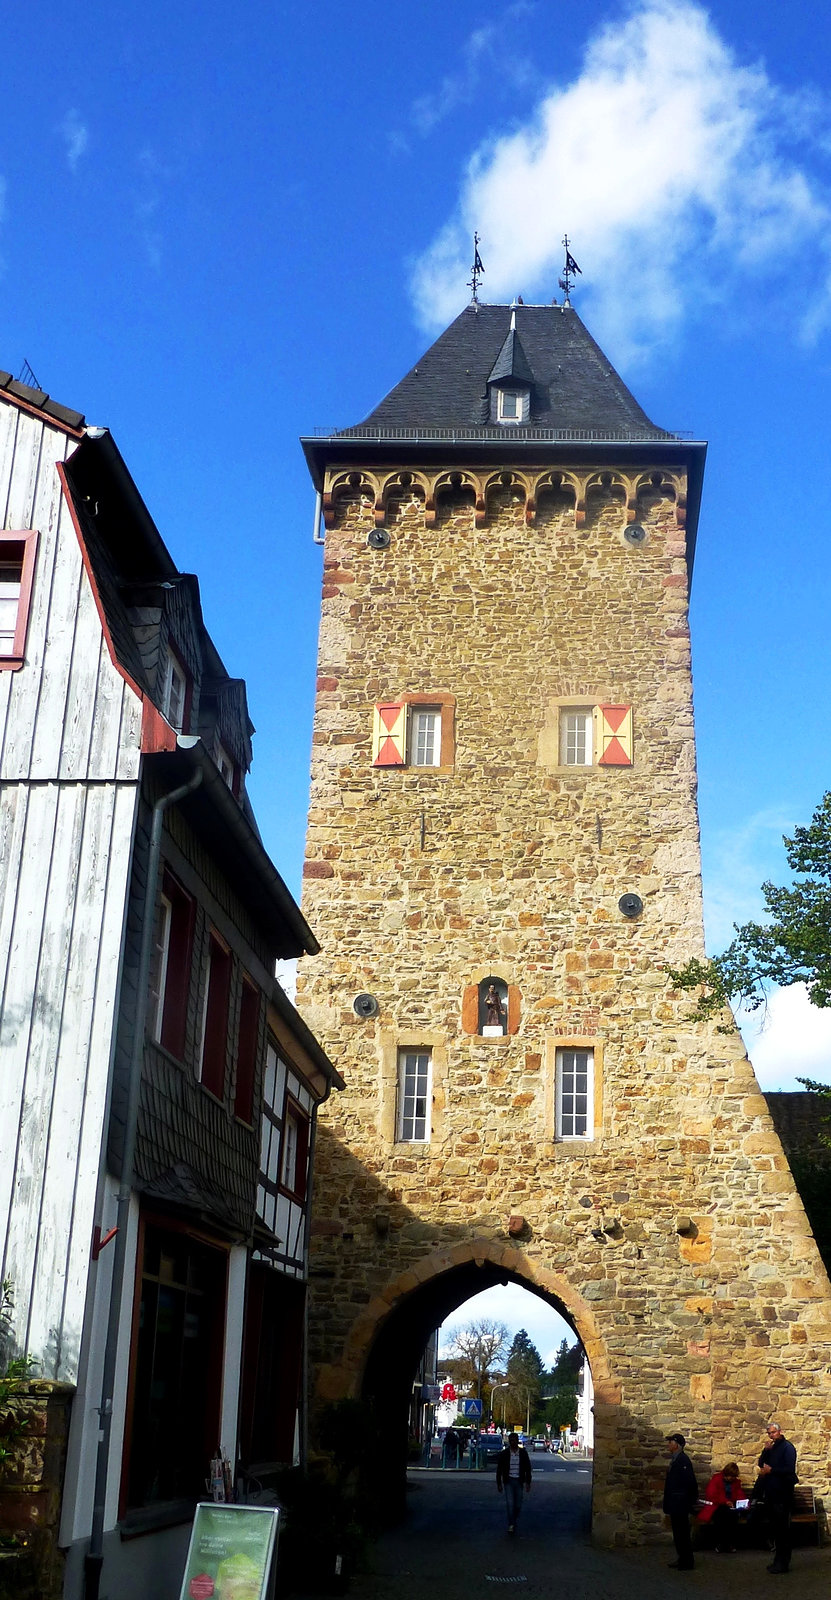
(314, 1237, 623, 1539)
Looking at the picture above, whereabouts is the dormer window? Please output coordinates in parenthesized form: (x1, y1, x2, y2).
(214, 736, 237, 791)
(494, 387, 529, 424)
(162, 648, 187, 731)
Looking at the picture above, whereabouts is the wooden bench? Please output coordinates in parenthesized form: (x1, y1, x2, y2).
(791, 1485, 820, 1545)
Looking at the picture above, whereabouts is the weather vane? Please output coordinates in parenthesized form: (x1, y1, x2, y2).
(558, 235, 582, 307)
(468, 233, 485, 304)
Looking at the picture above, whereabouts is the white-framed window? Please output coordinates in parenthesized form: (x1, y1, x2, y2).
(556, 1048, 594, 1140)
(494, 388, 529, 424)
(409, 707, 441, 767)
(560, 708, 593, 766)
(151, 892, 173, 1040)
(162, 648, 187, 731)
(397, 1050, 432, 1143)
(0, 529, 37, 670)
(214, 736, 236, 789)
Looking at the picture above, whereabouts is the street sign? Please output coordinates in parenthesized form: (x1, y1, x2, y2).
(463, 1398, 483, 1418)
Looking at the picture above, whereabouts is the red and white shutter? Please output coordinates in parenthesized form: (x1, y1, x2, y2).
(596, 704, 633, 766)
(372, 702, 407, 766)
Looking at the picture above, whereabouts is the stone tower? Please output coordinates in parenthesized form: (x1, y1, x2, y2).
(298, 301, 831, 1543)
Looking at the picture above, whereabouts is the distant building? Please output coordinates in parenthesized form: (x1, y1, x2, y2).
(0, 374, 341, 1599)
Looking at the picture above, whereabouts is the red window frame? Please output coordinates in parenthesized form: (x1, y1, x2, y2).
(200, 931, 232, 1098)
(0, 529, 38, 671)
(234, 976, 260, 1125)
(155, 869, 195, 1060)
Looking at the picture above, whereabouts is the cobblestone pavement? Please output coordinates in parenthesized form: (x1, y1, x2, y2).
(349, 1461, 831, 1600)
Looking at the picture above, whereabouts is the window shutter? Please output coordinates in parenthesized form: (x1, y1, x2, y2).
(596, 704, 633, 766)
(372, 702, 407, 766)
(507, 985, 521, 1035)
(462, 985, 479, 1034)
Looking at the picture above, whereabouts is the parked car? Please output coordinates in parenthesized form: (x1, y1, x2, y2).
(479, 1433, 504, 1462)
(532, 1436, 548, 1451)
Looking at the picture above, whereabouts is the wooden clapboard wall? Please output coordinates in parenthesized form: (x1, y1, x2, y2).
(0, 400, 142, 1381)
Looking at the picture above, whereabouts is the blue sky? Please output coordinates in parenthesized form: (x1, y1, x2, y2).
(5, 0, 831, 1089)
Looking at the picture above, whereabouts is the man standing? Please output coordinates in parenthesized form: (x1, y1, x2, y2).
(663, 1432, 699, 1570)
(756, 1421, 797, 1574)
(496, 1431, 532, 1534)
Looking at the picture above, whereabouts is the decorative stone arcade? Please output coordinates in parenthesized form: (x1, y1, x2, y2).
(297, 301, 831, 1544)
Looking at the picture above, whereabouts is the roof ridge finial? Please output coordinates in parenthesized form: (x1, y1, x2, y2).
(558, 235, 582, 308)
(468, 233, 485, 306)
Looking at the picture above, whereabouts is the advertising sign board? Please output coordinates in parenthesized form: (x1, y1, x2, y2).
(178, 1503, 281, 1600)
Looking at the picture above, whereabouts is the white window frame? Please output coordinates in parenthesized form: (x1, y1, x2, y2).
(559, 707, 593, 767)
(397, 1050, 432, 1143)
(408, 706, 441, 768)
(162, 648, 187, 731)
(555, 1048, 594, 1141)
(214, 736, 236, 789)
(151, 892, 173, 1041)
(495, 388, 529, 424)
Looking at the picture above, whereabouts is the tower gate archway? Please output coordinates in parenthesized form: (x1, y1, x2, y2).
(317, 1239, 614, 1529)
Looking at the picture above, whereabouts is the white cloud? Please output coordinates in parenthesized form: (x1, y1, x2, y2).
(59, 110, 89, 175)
(740, 983, 831, 1092)
(411, 0, 831, 361)
(410, 5, 536, 137)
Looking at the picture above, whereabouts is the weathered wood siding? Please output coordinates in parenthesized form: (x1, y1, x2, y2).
(0, 404, 141, 1380)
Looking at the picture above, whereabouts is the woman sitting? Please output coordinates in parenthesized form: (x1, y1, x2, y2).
(697, 1462, 745, 1552)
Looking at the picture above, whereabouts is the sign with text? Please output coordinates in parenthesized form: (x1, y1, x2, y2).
(178, 1503, 281, 1600)
(463, 1399, 483, 1418)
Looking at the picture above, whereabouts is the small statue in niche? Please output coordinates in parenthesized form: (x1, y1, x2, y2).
(485, 984, 506, 1029)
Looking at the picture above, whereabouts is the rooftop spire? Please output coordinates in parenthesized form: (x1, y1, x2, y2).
(468, 233, 485, 304)
(557, 235, 582, 307)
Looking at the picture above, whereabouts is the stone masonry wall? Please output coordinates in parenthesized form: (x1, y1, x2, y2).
(298, 465, 831, 1544)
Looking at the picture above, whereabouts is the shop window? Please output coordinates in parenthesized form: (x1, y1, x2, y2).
(0, 529, 37, 670)
(124, 1221, 227, 1511)
(151, 870, 194, 1060)
(199, 931, 232, 1097)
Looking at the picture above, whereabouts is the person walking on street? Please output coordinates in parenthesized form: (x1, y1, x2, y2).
(663, 1432, 699, 1570)
(496, 1431, 532, 1535)
(756, 1422, 797, 1574)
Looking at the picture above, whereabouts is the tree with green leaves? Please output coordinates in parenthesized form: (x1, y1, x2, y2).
(504, 1329, 543, 1431)
(669, 791, 831, 1026)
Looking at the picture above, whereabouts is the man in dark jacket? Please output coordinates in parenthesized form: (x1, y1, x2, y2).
(756, 1422, 797, 1574)
(663, 1432, 699, 1570)
(496, 1432, 532, 1534)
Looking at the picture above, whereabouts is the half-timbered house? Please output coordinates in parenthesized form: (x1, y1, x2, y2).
(0, 372, 341, 1599)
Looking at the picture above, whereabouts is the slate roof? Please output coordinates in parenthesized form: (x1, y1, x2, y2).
(352, 302, 668, 437)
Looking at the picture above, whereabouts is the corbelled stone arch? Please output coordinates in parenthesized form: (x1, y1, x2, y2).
(482, 470, 530, 526)
(431, 469, 482, 528)
(378, 468, 429, 527)
(323, 468, 381, 528)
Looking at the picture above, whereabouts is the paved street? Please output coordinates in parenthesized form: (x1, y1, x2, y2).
(349, 1456, 831, 1600)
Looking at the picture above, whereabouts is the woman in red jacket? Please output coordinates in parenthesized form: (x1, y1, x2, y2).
(698, 1462, 744, 1552)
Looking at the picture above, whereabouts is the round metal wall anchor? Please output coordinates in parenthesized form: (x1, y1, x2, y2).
(624, 522, 647, 545)
(367, 528, 390, 549)
(618, 893, 643, 919)
(353, 992, 379, 1018)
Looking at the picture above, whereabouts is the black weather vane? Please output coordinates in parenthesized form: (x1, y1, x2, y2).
(558, 235, 582, 307)
(468, 233, 485, 304)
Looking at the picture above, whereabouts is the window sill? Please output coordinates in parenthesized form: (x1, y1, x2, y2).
(0, 656, 24, 672)
(119, 1499, 196, 1539)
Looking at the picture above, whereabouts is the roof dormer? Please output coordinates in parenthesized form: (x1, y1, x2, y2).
(487, 310, 535, 424)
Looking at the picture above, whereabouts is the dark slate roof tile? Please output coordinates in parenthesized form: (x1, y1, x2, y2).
(355, 302, 666, 436)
